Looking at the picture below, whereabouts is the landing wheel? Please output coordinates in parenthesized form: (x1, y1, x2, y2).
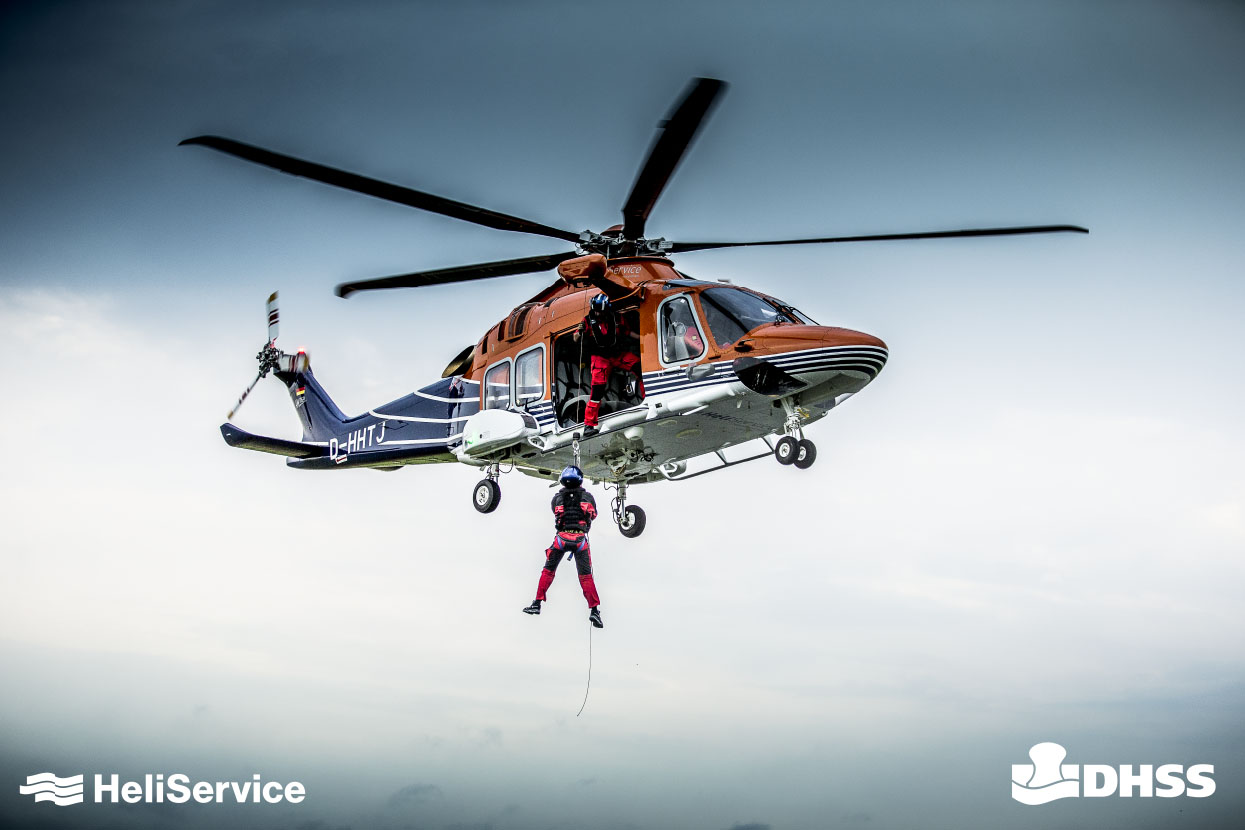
(794, 439, 817, 469)
(618, 505, 646, 538)
(472, 479, 501, 513)
(774, 435, 798, 465)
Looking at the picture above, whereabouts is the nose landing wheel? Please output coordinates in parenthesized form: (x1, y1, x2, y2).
(793, 438, 817, 469)
(773, 399, 817, 469)
(774, 435, 798, 465)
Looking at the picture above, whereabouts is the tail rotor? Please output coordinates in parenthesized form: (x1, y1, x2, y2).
(227, 291, 308, 420)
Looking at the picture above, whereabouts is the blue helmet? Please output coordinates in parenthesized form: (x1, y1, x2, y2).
(559, 465, 584, 487)
(590, 294, 611, 313)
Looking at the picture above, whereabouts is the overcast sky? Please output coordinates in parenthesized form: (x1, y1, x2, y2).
(2, 2, 1244, 828)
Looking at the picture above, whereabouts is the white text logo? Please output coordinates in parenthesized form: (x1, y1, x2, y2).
(18, 772, 305, 807)
(1011, 743, 1215, 805)
(95, 773, 305, 804)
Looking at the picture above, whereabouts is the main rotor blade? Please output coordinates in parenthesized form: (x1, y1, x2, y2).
(336, 251, 579, 298)
(179, 135, 582, 244)
(668, 224, 1089, 253)
(621, 78, 727, 241)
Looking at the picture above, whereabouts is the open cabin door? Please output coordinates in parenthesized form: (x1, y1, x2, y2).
(551, 308, 643, 428)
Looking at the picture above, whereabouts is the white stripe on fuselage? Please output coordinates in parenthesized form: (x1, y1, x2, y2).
(526, 345, 888, 426)
(641, 344, 887, 381)
(353, 346, 888, 442)
(368, 410, 474, 423)
(409, 384, 479, 404)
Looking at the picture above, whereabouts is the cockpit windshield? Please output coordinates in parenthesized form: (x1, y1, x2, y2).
(697, 287, 816, 347)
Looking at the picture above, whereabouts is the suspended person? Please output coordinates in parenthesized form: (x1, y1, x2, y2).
(523, 465, 603, 628)
(575, 294, 641, 436)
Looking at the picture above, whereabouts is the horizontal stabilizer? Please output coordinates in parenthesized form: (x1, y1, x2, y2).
(220, 423, 325, 458)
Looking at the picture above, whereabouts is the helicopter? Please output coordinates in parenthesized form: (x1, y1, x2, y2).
(185, 78, 1086, 538)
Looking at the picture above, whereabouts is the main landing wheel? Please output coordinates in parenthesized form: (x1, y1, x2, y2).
(774, 435, 798, 465)
(618, 505, 646, 538)
(472, 479, 501, 513)
(793, 439, 817, 469)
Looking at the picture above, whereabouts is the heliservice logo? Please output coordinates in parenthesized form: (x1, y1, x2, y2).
(18, 772, 306, 807)
(18, 773, 83, 806)
(1011, 742, 1215, 805)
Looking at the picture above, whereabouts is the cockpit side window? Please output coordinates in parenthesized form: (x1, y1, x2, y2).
(659, 295, 706, 364)
(699, 287, 800, 347)
(698, 291, 747, 347)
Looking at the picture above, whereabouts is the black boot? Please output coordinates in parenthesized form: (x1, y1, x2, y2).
(588, 606, 603, 628)
(523, 599, 542, 615)
(582, 425, 599, 439)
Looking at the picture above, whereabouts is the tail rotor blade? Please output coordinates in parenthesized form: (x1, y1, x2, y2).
(266, 291, 279, 343)
(230, 292, 285, 419)
(227, 368, 264, 420)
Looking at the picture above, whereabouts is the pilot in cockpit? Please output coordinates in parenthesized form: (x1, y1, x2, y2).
(661, 297, 706, 363)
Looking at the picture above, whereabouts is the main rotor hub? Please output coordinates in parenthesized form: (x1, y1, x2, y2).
(578, 229, 674, 258)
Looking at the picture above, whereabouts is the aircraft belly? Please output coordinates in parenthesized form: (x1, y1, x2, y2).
(642, 396, 779, 466)
(505, 346, 885, 483)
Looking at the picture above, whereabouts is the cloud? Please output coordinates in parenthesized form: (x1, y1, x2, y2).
(4, 4, 1245, 830)
(388, 783, 444, 810)
(476, 727, 503, 748)
(726, 824, 772, 830)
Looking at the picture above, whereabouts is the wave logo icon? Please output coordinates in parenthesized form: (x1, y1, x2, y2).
(1012, 743, 1079, 805)
(19, 773, 84, 806)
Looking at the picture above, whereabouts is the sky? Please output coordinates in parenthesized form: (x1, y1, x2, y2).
(2, 1, 1244, 828)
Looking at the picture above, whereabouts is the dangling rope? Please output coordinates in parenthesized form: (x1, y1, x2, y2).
(571, 297, 586, 469)
(577, 295, 589, 428)
(574, 285, 593, 719)
(577, 619, 593, 717)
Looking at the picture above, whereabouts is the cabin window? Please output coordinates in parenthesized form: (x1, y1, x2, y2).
(515, 347, 544, 405)
(484, 362, 511, 410)
(658, 295, 706, 364)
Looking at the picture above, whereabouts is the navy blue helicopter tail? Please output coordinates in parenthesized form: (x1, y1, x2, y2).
(274, 361, 349, 444)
